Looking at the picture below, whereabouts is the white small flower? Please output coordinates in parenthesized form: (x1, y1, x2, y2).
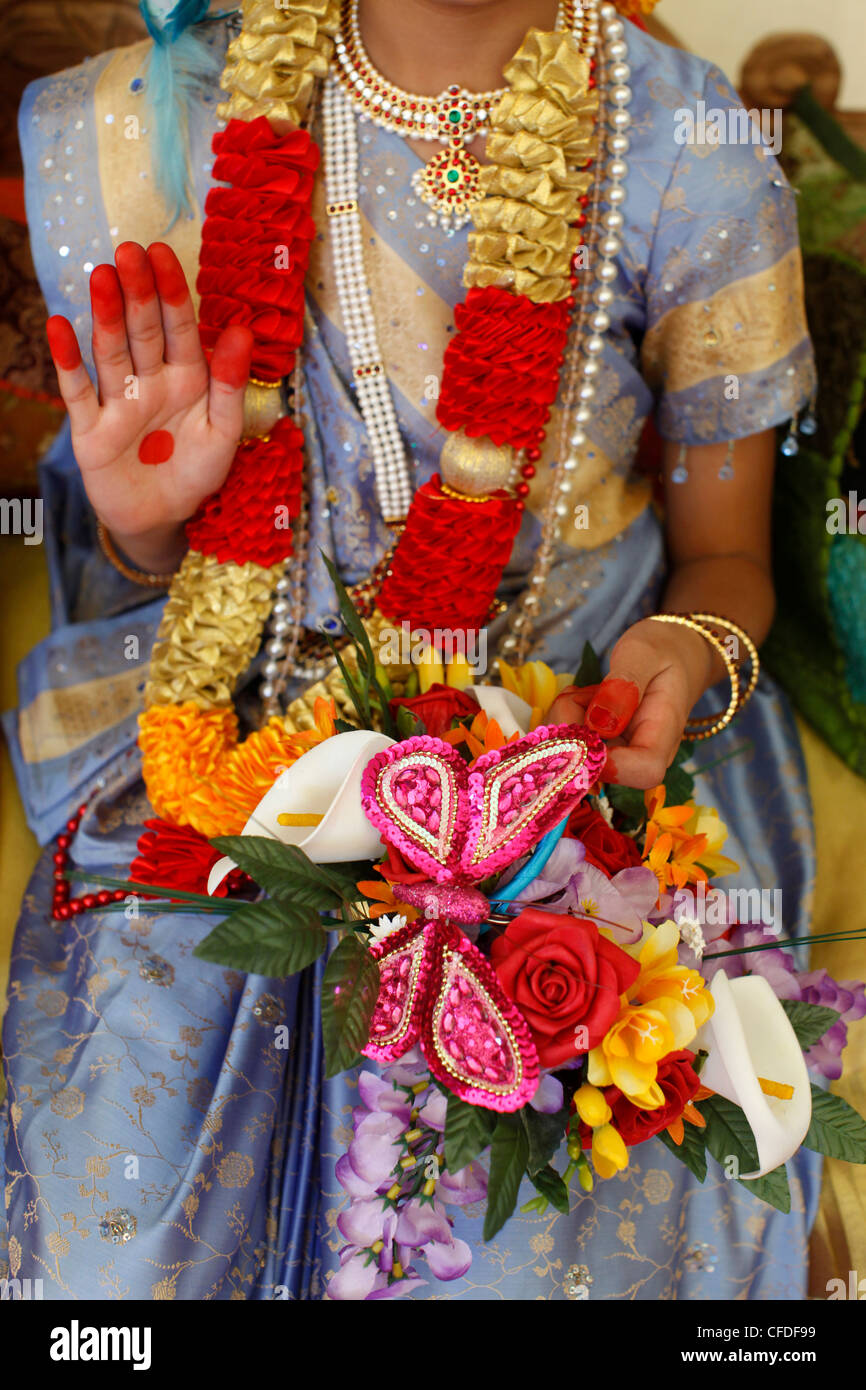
(369, 913, 408, 943)
(676, 913, 706, 960)
(594, 792, 615, 827)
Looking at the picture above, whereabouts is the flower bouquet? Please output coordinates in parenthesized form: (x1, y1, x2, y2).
(67, 570, 866, 1301)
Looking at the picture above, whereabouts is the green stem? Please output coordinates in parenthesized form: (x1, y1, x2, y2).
(89, 902, 233, 916)
(705, 928, 866, 960)
(62, 870, 246, 909)
(690, 742, 752, 777)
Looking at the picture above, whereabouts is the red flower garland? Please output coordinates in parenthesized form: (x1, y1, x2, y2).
(131, 818, 249, 898)
(184, 117, 318, 565)
(376, 476, 522, 637)
(185, 415, 304, 566)
(197, 117, 319, 382)
(436, 287, 570, 449)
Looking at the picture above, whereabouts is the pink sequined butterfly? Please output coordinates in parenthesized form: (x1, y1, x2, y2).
(359, 723, 606, 1110)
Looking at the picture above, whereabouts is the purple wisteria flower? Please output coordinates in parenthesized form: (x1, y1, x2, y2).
(799, 970, 866, 1080)
(701, 923, 802, 998)
(329, 1051, 488, 1301)
(699, 924, 866, 1081)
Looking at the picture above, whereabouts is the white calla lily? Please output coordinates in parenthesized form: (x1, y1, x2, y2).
(469, 686, 532, 739)
(207, 728, 395, 894)
(694, 969, 812, 1179)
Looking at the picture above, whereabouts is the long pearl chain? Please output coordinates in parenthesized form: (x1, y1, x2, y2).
(260, 358, 320, 719)
(499, 1, 632, 663)
(322, 76, 415, 522)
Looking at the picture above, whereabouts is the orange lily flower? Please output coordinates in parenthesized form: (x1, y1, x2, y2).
(665, 1084, 714, 1146)
(645, 784, 694, 835)
(441, 710, 519, 762)
(355, 875, 419, 923)
(643, 820, 709, 893)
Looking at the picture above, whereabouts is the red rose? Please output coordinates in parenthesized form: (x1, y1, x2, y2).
(566, 802, 643, 877)
(606, 1050, 701, 1147)
(389, 683, 479, 740)
(377, 842, 428, 887)
(489, 907, 640, 1068)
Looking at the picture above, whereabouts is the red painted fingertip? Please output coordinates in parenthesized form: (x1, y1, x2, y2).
(585, 677, 641, 739)
(138, 430, 175, 465)
(115, 241, 156, 302)
(210, 325, 254, 391)
(89, 263, 125, 324)
(46, 316, 82, 372)
(147, 242, 191, 306)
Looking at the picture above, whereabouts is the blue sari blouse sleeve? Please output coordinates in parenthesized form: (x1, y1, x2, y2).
(636, 61, 816, 444)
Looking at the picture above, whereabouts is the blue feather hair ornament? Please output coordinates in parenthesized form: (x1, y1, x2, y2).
(138, 0, 227, 228)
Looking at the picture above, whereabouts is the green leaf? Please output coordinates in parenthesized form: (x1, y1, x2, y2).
(738, 1164, 791, 1213)
(211, 836, 350, 910)
(604, 782, 646, 831)
(321, 933, 380, 1078)
(573, 641, 602, 687)
(519, 1102, 571, 1176)
(334, 717, 358, 734)
(699, 1094, 760, 1177)
(329, 638, 373, 731)
(663, 740, 695, 805)
(193, 899, 327, 977)
(657, 1119, 708, 1182)
(320, 552, 397, 738)
(443, 1094, 496, 1174)
(803, 1086, 866, 1163)
(484, 1114, 530, 1242)
(529, 1164, 570, 1215)
(781, 1000, 841, 1049)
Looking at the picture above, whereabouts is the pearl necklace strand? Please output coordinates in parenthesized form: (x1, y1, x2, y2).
(499, 1, 632, 662)
(333, 0, 574, 144)
(323, 76, 415, 522)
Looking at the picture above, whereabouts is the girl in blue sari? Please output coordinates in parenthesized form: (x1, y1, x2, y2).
(2, 0, 821, 1298)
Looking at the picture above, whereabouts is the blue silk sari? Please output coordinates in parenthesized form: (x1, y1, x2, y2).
(2, 16, 822, 1299)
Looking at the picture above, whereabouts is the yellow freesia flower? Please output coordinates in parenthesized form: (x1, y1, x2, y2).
(417, 646, 445, 692)
(629, 921, 715, 1040)
(573, 1083, 611, 1129)
(445, 656, 474, 690)
(587, 1003, 674, 1107)
(591, 1123, 629, 1180)
(496, 658, 572, 725)
(682, 804, 740, 879)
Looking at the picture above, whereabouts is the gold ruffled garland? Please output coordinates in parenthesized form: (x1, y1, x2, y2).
(466, 30, 597, 303)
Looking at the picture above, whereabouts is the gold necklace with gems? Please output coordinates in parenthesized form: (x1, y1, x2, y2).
(333, 0, 579, 230)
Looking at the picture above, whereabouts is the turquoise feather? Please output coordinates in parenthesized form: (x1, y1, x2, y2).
(139, 0, 225, 228)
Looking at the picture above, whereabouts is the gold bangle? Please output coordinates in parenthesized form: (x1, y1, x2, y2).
(248, 375, 283, 389)
(96, 520, 176, 589)
(647, 612, 740, 740)
(687, 612, 760, 710)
